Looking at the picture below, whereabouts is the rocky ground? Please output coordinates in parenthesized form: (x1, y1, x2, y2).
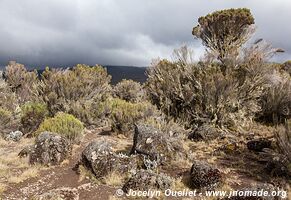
(0, 125, 290, 200)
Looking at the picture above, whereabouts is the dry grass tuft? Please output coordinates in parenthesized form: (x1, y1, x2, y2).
(0, 137, 42, 188)
(102, 171, 126, 187)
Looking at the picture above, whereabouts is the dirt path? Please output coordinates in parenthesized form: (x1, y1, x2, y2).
(2, 128, 129, 200)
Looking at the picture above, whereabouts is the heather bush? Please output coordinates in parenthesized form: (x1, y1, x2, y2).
(107, 98, 159, 134)
(35, 112, 84, 143)
(192, 8, 255, 65)
(114, 79, 144, 103)
(276, 119, 291, 164)
(146, 46, 265, 131)
(0, 74, 20, 136)
(38, 64, 112, 125)
(4, 61, 39, 104)
(21, 102, 49, 134)
(259, 71, 291, 124)
(282, 60, 291, 76)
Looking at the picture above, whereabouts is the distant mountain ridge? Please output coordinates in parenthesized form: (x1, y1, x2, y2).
(1, 65, 148, 85)
(105, 65, 147, 84)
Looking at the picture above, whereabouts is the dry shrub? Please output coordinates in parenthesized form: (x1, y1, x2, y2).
(114, 79, 144, 103)
(282, 60, 291, 76)
(276, 119, 291, 165)
(4, 61, 39, 104)
(259, 71, 291, 124)
(146, 46, 265, 131)
(38, 64, 111, 126)
(0, 74, 20, 136)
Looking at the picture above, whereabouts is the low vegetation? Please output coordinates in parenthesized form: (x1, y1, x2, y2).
(35, 112, 84, 143)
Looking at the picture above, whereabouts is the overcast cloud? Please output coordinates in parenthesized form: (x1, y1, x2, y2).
(0, 0, 290, 68)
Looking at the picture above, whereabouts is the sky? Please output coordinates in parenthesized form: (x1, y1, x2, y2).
(0, 0, 290, 68)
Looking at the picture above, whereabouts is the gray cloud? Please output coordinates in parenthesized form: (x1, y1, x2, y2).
(0, 0, 290, 68)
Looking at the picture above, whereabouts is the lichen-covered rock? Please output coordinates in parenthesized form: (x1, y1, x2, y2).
(190, 161, 222, 189)
(30, 132, 72, 165)
(247, 139, 272, 152)
(34, 187, 79, 200)
(130, 123, 185, 165)
(80, 140, 138, 178)
(5, 130, 23, 141)
(188, 124, 223, 142)
(122, 169, 173, 193)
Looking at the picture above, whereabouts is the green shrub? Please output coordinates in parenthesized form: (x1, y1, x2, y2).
(114, 79, 144, 103)
(107, 98, 158, 134)
(21, 102, 49, 134)
(35, 112, 84, 143)
(38, 64, 112, 126)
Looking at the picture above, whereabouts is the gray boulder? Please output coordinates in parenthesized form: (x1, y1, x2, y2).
(122, 169, 173, 193)
(5, 130, 23, 142)
(30, 132, 72, 165)
(190, 161, 222, 189)
(130, 123, 185, 165)
(80, 140, 139, 178)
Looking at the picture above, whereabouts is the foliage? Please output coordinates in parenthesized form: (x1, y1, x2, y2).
(259, 71, 291, 124)
(107, 98, 159, 134)
(4, 61, 39, 104)
(282, 60, 291, 76)
(21, 102, 49, 134)
(192, 8, 255, 65)
(38, 64, 112, 125)
(274, 120, 291, 175)
(35, 112, 84, 143)
(0, 74, 20, 136)
(146, 46, 266, 131)
(114, 79, 144, 103)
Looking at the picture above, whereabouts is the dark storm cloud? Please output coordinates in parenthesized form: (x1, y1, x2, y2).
(0, 0, 290, 68)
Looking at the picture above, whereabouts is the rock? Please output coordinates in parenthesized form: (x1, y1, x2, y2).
(80, 140, 138, 178)
(190, 161, 222, 189)
(247, 139, 272, 152)
(188, 124, 222, 142)
(30, 132, 72, 165)
(5, 130, 23, 141)
(122, 169, 173, 193)
(130, 123, 185, 165)
(33, 187, 79, 200)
